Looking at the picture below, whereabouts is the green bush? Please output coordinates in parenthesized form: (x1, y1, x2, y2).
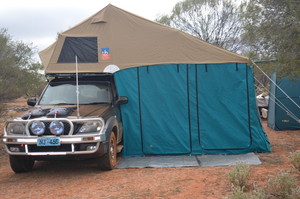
(227, 186, 248, 199)
(289, 151, 300, 172)
(226, 161, 299, 199)
(228, 162, 250, 189)
(267, 172, 297, 199)
(226, 186, 266, 199)
(0, 29, 46, 102)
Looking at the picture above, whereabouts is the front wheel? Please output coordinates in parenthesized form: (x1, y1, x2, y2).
(98, 132, 117, 170)
(9, 155, 35, 173)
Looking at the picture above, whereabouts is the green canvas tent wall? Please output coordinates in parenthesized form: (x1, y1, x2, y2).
(39, 4, 271, 156)
(114, 64, 270, 156)
(268, 74, 300, 130)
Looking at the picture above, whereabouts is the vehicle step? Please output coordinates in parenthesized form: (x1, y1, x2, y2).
(117, 145, 123, 153)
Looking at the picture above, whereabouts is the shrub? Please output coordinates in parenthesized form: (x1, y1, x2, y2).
(0, 29, 46, 102)
(226, 186, 248, 199)
(267, 172, 297, 199)
(289, 151, 300, 172)
(7, 110, 17, 118)
(250, 189, 267, 199)
(226, 186, 266, 199)
(288, 187, 300, 199)
(0, 101, 7, 117)
(228, 162, 250, 189)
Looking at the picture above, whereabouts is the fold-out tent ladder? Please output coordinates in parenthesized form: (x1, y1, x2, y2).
(251, 61, 300, 125)
(255, 78, 300, 124)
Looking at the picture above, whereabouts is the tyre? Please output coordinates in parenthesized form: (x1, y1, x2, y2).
(9, 155, 35, 173)
(98, 132, 117, 170)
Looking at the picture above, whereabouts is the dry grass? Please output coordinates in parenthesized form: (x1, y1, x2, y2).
(289, 151, 300, 172)
(226, 186, 266, 199)
(267, 172, 297, 199)
(228, 162, 250, 190)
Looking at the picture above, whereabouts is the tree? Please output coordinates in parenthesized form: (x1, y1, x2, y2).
(242, 0, 300, 77)
(156, 0, 247, 52)
(0, 29, 46, 103)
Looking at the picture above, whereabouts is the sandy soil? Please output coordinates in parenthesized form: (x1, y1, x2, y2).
(0, 98, 299, 199)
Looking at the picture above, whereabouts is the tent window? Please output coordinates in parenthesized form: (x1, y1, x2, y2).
(58, 37, 98, 63)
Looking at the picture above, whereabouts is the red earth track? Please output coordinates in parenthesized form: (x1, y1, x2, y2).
(0, 98, 299, 199)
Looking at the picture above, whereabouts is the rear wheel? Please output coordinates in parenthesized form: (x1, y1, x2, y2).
(9, 155, 35, 173)
(98, 132, 117, 170)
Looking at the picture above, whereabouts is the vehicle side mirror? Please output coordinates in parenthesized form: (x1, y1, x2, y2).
(27, 97, 37, 106)
(115, 96, 128, 106)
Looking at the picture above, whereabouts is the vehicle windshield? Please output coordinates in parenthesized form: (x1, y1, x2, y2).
(39, 81, 112, 105)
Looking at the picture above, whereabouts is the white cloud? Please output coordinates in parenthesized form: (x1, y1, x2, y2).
(0, 0, 181, 60)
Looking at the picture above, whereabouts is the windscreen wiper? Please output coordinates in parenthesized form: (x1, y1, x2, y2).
(82, 102, 109, 105)
(54, 103, 76, 105)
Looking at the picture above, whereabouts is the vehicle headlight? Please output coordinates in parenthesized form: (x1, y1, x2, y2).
(79, 121, 103, 134)
(49, 121, 64, 135)
(6, 123, 26, 135)
(30, 121, 46, 135)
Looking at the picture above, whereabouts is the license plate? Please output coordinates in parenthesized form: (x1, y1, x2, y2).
(37, 137, 61, 146)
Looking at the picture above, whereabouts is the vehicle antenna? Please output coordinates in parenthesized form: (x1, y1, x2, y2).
(76, 55, 80, 119)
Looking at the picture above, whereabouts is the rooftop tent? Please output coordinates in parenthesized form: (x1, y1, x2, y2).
(267, 74, 300, 130)
(39, 4, 248, 74)
(39, 4, 271, 156)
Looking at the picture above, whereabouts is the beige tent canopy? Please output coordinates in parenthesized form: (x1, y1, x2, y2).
(39, 4, 249, 74)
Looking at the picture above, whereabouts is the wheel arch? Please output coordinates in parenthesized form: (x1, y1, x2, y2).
(105, 116, 120, 142)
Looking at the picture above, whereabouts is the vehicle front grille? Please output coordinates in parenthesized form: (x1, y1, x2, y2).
(28, 144, 72, 152)
(73, 123, 83, 135)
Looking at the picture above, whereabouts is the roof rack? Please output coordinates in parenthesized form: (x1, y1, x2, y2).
(45, 73, 114, 82)
(46, 73, 113, 78)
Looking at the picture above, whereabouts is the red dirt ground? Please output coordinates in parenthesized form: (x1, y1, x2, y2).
(0, 98, 299, 199)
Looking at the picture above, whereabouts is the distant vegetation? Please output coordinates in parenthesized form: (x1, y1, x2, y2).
(0, 29, 46, 114)
(1, 0, 299, 113)
(156, 0, 246, 53)
(157, 0, 300, 77)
